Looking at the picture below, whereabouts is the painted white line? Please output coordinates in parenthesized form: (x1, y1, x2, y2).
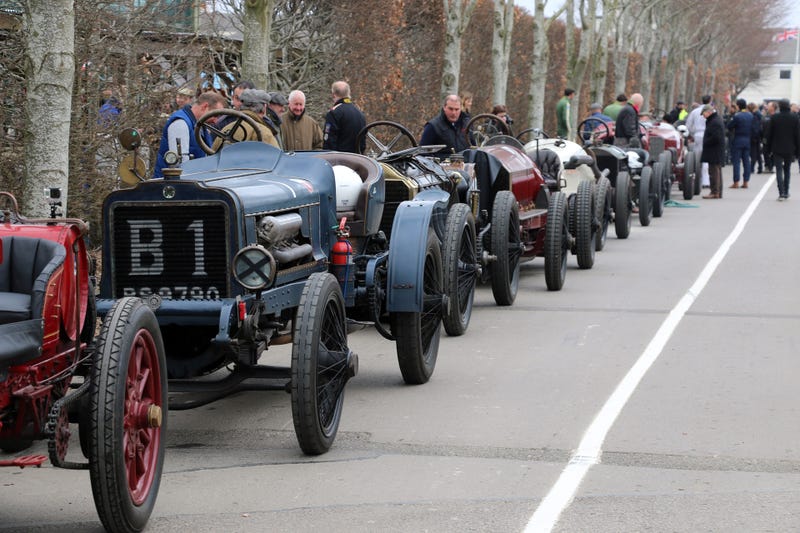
(523, 175, 776, 533)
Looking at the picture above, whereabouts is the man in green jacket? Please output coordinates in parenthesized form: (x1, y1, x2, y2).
(281, 90, 324, 151)
(556, 88, 575, 139)
(603, 94, 627, 120)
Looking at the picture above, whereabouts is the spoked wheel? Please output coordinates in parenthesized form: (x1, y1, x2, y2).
(489, 191, 521, 306)
(466, 113, 512, 147)
(292, 272, 353, 455)
(614, 171, 632, 239)
(574, 180, 596, 269)
(683, 151, 696, 200)
(638, 166, 653, 226)
(594, 176, 611, 251)
(652, 162, 665, 218)
(195, 109, 263, 155)
(392, 230, 444, 385)
(442, 203, 478, 336)
(89, 297, 167, 533)
(356, 120, 417, 158)
(545, 191, 569, 290)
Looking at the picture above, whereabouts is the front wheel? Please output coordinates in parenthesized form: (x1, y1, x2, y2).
(442, 204, 478, 336)
(392, 230, 444, 384)
(89, 297, 167, 533)
(683, 151, 696, 200)
(292, 272, 352, 455)
(594, 177, 611, 251)
(614, 172, 632, 239)
(545, 192, 569, 290)
(638, 166, 653, 227)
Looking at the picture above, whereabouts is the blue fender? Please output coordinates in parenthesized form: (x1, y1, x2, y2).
(386, 189, 450, 312)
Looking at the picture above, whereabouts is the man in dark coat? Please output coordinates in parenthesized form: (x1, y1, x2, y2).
(726, 98, 753, 188)
(615, 93, 643, 147)
(323, 81, 367, 153)
(764, 98, 800, 200)
(419, 94, 471, 158)
(701, 105, 725, 199)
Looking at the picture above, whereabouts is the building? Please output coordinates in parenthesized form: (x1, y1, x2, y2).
(739, 29, 800, 104)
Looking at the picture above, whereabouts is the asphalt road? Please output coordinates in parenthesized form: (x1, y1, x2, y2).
(2, 167, 799, 533)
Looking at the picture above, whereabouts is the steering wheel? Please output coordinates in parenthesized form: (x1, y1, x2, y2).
(195, 109, 263, 155)
(357, 120, 417, 158)
(577, 118, 612, 146)
(379, 144, 448, 163)
(516, 128, 550, 144)
(465, 113, 512, 147)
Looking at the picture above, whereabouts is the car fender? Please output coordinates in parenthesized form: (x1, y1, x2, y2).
(386, 189, 449, 313)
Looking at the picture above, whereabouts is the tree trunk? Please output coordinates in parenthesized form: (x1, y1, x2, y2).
(441, 0, 478, 98)
(526, 0, 550, 129)
(242, 0, 273, 90)
(21, 0, 75, 217)
(590, 8, 610, 106)
(612, 7, 629, 96)
(491, 0, 514, 106)
(567, 0, 595, 138)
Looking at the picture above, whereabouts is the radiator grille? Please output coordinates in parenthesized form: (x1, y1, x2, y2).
(111, 203, 229, 299)
(380, 180, 413, 236)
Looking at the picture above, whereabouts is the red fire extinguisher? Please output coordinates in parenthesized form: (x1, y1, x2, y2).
(332, 217, 354, 301)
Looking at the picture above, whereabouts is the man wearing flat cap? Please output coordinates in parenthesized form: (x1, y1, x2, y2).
(213, 89, 279, 150)
(582, 102, 613, 142)
(175, 86, 195, 111)
(263, 92, 287, 149)
(701, 105, 725, 199)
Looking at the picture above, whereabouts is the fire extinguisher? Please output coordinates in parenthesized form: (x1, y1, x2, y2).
(332, 217, 354, 303)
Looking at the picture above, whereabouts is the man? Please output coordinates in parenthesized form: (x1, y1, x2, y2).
(419, 94, 471, 158)
(264, 92, 288, 149)
(323, 81, 367, 153)
(762, 101, 778, 172)
(582, 102, 613, 142)
(281, 90, 324, 151)
(603, 94, 627, 121)
(748, 102, 764, 174)
(153, 91, 227, 178)
(212, 89, 279, 151)
(701, 105, 725, 199)
(726, 98, 753, 188)
(686, 95, 712, 187)
(175, 86, 194, 111)
(556, 88, 575, 139)
(764, 98, 800, 200)
(664, 101, 687, 124)
(216, 80, 255, 130)
(615, 92, 644, 147)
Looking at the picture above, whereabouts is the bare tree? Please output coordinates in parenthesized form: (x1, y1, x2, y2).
(242, 0, 274, 88)
(491, 0, 514, 106)
(441, 0, 478, 97)
(526, 0, 565, 129)
(21, 0, 74, 217)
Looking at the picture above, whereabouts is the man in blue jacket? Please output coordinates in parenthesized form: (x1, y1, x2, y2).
(726, 98, 753, 188)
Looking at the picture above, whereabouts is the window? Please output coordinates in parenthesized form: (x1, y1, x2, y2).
(779, 70, 791, 79)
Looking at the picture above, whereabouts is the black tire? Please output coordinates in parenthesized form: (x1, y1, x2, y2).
(489, 191, 521, 306)
(594, 177, 611, 251)
(89, 297, 167, 533)
(683, 151, 695, 200)
(614, 172, 632, 239)
(652, 162, 664, 218)
(392, 230, 443, 385)
(545, 192, 569, 290)
(658, 151, 673, 186)
(292, 272, 350, 455)
(575, 180, 596, 269)
(638, 166, 653, 227)
(692, 151, 702, 196)
(442, 204, 478, 336)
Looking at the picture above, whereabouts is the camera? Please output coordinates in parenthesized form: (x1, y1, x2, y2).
(506, 115, 514, 125)
(44, 187, 62, 205)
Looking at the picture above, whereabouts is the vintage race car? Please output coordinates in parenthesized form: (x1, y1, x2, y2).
(1, 191, 166, 532)
(102, 112, 446, 456)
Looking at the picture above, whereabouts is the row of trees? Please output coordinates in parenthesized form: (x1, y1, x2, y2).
(0, 0, 785, 233)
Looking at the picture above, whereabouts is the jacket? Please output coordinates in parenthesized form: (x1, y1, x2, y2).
(212, 110, 279, 151)
(419, 110, 471, 157)
(764, 109, 800, 158)
(281, 112, 324, 151)
(726, 110, 753, 148)
(615, 103, 640, 146)
(702, 111, 726, 165)
(154, 106, 207, 179)
(323, 98, 367, 153)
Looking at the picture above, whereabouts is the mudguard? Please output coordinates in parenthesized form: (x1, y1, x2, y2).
(386, 189, 449, 312)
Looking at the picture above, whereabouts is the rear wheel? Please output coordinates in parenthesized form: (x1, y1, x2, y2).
(574, 180, 596, 269)
(594, 177, 611, 251)
(89, 297, 166, 533)
(614, 172, 632, 239)
(442, 204, 478, 336)
(545, 192, 569, 290)
(489, 191, 521, 306)
(652, 162, 665, 218)
(292, 272, 351, 455)
(638, 166, 653, 226)
(692, 151, 702, 196)
(393, 230, 443, 384)
(683, 151, 696, 200)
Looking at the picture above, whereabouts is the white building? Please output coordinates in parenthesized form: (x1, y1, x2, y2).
(739, 30, 800, 104)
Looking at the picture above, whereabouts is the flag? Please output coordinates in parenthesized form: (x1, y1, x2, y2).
(773, 29, 799, 42)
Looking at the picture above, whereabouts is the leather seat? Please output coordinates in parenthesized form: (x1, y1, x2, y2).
(530, 148, 561, 191)
(0, 236, 66, 325)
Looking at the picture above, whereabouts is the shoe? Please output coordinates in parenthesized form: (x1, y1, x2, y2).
(730, 182, 739, 189)
(703, 193, 720, 199)
(778, 196, 785, 201)
(742, 182, 748, 189)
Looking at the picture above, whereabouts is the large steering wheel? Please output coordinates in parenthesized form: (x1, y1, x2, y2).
(379, 144, 448, 163)
(516, 128, 550, 144)
(356, 120, 417, 158)
(195, 109, 263, 155)
(465, 113, 512, 147)
(577, 118, 612, 146)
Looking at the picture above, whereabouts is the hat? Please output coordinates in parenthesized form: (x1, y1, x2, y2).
(590, 102, 602, 110)
(239, 89, 271, 105)
(701, 104, 713, 114)
(268, 92, 288, 106)
(177, 87, 194, 97)
(676, 100, 685, 105)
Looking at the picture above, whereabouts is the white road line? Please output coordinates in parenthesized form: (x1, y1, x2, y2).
(523, 175, 776, 533)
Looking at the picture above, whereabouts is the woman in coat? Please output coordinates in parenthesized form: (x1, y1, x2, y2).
(701, 105, 726, 198)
